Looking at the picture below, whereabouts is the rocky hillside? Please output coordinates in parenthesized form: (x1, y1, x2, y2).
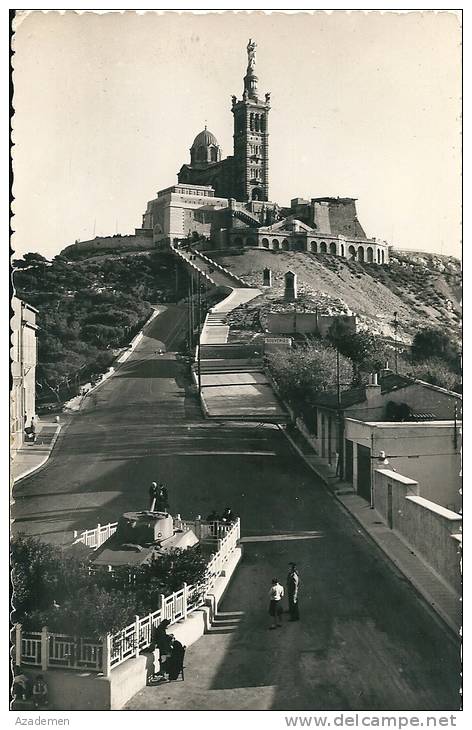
(210, 248, 461, 343)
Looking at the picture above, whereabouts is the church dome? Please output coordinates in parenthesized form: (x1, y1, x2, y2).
(191, 127, 219, 149)
(190, 126, 222, 165)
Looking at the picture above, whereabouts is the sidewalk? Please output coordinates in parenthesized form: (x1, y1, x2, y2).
(282, 423, 461, 637)
(11, 419, 62, 484)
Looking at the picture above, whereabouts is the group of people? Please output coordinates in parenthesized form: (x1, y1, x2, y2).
(12, 670, 48, 709)
(206, 507, 237, 525)
(268, 563, 300, 629)
(151, 619, 185, 682)
(149, 481, 169, 513)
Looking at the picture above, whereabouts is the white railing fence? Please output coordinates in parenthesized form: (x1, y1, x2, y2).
(73, 521, 118, 549)
(175, 517, 233, 541)
(17, 518, 240, 676)
(73, 517, 232, 551)
(16, 625, 104, 673)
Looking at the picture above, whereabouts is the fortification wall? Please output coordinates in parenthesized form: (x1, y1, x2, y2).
(312, 202, 331, 234)
(326, 199, 366, 238)
(61, 231, 154, 257)
(266, 312, 357, 337)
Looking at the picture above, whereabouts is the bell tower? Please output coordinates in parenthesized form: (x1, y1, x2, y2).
(231, 39, 270, 202)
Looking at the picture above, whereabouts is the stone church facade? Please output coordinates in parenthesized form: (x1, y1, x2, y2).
(177, 38, 270, 203)
(138, 40, 390, 264)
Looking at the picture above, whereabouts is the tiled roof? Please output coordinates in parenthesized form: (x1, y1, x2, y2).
(310, 386, 366, 409)
(379, 373, 413, 393)
(311, 372, 411, 410)
(310, 371, 461, 411)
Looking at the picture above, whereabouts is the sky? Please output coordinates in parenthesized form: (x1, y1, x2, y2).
(11, 10, 462, 259)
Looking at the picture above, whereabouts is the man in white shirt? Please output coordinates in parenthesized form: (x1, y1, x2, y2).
(268, 578, 284, 629)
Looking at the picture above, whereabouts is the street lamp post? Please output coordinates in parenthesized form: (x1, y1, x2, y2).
(393, 311, 398, 374)
(336, 347, 344, 479)
(197, 272, 202, 395)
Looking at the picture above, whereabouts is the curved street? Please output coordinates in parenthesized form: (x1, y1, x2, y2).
(12, 304, 461, 711)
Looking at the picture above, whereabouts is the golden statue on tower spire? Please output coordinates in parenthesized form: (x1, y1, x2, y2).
(247, 39, 257, 71)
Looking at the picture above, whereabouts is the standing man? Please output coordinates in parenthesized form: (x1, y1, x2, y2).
(287, 563, 300, 621)
(149, 482, 159, 511)
(156, 483, 169, 512)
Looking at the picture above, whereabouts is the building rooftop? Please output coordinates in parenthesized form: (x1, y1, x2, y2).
(191, 126, 220, 149)
(311, 197, 358, 204)
(310, 371, 460, 411)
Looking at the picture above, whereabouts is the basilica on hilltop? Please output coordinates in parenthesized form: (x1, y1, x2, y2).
(63, 40, 389, 265)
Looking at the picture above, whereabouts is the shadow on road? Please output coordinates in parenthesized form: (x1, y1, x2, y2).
(115, 357, 188, 381)
(203, 506, 461, 711)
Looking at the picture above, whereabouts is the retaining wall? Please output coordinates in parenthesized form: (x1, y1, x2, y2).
(375, 469, 461, 594)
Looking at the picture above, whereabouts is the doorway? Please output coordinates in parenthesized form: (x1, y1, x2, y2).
(357, 444, 371, 502)
(345, 439, 353, 483)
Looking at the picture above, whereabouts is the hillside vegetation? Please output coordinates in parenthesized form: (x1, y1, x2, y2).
(210, 248, 461, 343)
(12, 251, 186, 404)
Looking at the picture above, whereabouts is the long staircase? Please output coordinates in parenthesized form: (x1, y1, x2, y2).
(171, 244, 287, 422)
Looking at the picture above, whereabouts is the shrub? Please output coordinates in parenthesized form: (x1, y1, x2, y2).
(327, 321, 389, 376)
(11, 536, 211, 638)
(407, 358, 461, 392)
(411, 327, 460, 369)
(11, 535, 89, 620)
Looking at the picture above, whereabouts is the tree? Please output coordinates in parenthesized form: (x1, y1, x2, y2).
(12, 252, 49, 269)
(11, 535, 88, 620)
(406, 357, 461, 392)
(385, 401, 413, 422)
(12, 249, 177, 403)
(411, 327, 460, 369)
(328, 321, 388, 376)
(12, 533, 212, 637)
(38, 586, 139, 638)
(267, 341, 353, 403)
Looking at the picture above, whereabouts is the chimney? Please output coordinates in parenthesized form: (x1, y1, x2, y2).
(366, 372, 381, 401)
(380, 360, 392, 378)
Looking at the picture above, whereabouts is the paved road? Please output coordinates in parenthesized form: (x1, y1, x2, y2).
(12, 305, 461, 710)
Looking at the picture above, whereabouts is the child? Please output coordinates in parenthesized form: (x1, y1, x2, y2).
(268, 578, 284, 629)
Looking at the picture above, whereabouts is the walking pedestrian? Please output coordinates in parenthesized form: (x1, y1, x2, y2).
(268, 578, 284, 629)
(287, 562, 300, 621)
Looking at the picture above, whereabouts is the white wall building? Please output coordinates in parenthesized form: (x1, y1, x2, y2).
(11, 296, 38, 454)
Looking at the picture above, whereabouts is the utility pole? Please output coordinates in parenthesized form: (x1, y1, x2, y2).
(336, 347, 344, 479)
(453, 403, 458, 450)
(175, 261, 179, 299)
(197, 271, 202, 394)
(197, 271, 202, 335)
(393, 311, 398, 374)
(190, 272, 195, 348)
(370, 432, 375, 508)
(187, 274, 192, 352)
